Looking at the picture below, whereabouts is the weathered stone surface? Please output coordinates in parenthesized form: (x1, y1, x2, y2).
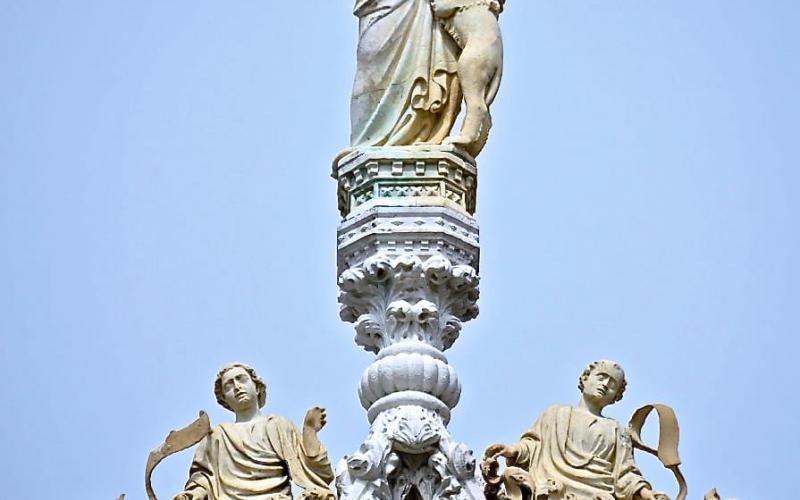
(336, 406, 484, 500)
(338, 254, 479, 354)
(351, 0, 504, 156)
(337, 207, 480, 273)
(334, 146, 482, 500)
(339, 16, 501, 491)
(337, 206, 479, 276)
(433, 0, 504, 155)
(335, 146, 477, 219)
(169, 363, 335, 500)
(482, 361, 673, 500)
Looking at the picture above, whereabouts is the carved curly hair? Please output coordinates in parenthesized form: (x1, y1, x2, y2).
(214, 362, 268, 411)
(577, 360, 627, 404)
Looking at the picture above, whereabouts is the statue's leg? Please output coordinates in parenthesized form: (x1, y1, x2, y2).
(447, 16, 502, 148)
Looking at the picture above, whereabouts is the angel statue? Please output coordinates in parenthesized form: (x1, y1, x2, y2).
(145, 363, 334, 500)
(481, 360, 672, 500)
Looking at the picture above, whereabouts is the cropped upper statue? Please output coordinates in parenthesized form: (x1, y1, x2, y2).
(483, 360, 670, 500)
(173, 363, 334, 500)
(351, 0, 503, 156)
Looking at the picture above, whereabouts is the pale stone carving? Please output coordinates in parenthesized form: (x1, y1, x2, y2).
(433, 0, 504, 154)
(146, 412, 212, 500)
(350, 0, 503, 156)
(351, 1, 461, 149)
(337, 113, 482, 498)
(336, 206, 479, 275)
(335, 250, 483, 499)
(171, 363, 335, 500)
(628, 404, 686, 500)
(338, 254, 478, 354)
(335, 146, 478, 219)
(482, 361, 670, 500)
(336, 406, 484, 500)
(334, 146, 480, 283)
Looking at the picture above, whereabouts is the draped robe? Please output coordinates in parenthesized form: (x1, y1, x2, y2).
(509, 406, 651, 500)
(351, 0, 461, 147)
(184, 415, 334, 500)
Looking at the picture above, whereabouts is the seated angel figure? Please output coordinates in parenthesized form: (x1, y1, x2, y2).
(432, 0, 504, 153)
(483, 360, 669, 500)
(174, 363, 334, 500)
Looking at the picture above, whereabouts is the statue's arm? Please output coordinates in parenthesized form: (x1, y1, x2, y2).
(509, 433, 538, 469)
(484, 427, 539, 470)
(509, 408, 553, 469)
(173, 485, 208, 500)
(302, 407, 328, 457)
(174, 435, 214, 500)
(269, 411, 334, 489)
(615, 426, 666, 500)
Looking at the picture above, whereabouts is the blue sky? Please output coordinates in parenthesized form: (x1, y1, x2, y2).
(1, 1, 797, 499)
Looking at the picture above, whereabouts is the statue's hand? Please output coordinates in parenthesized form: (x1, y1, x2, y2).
(637, 487, 670, 500)
(173, 488, 207, 500)
(484, 443, 518, 461)
(304, 406, 327, 433)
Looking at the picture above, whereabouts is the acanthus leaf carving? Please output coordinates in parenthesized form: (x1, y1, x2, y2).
(338, 255, 479, 353)
(336, 407, 484, 500)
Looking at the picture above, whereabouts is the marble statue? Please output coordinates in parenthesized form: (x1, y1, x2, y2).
(172, 363, 335, 500)
(433, 0, 504, 153)
(350, 0, 503, 156)
(482, 360, 669, 500)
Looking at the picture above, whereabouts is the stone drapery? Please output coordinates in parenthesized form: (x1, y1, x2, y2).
(509, 406, 652, 500)
(351, 0, 462, 147)
(184, 415, 333, 500)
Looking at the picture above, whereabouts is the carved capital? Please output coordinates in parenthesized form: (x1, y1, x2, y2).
(339, 254, 479, 354)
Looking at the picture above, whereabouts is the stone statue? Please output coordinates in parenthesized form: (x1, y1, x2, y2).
(433, 0, 504, 153)
(350, 0, 503, 156)
(172, 363, 335, 500)
(482, 360, 670, 500)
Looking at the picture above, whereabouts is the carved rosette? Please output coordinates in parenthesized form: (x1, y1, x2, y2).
(335, 146, 482, 500)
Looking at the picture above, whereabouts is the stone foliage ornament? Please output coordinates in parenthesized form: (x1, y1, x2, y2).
(334, 146, 483, 499)
(481, 361, 721, 500)
(339, 253, 479, 354)
(145, 363, 335, 500)
(336, 406, 483, 500)
(335, 251, 484, 499)
(350, 0, 504, 157)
